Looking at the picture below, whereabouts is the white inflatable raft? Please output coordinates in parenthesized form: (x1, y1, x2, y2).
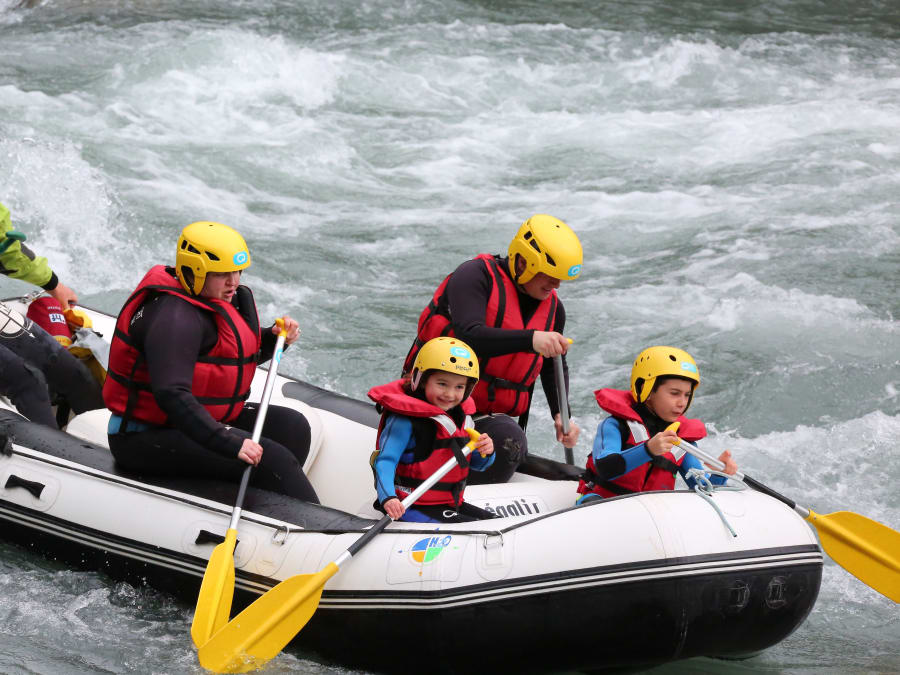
(0, 301, 822, 673)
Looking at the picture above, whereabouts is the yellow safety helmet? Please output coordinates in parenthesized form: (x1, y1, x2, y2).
(175, 221, 252, 295)
(630, 346, 700, 409)
(410, 337, 479, 398)
(507, 214, 583, 285)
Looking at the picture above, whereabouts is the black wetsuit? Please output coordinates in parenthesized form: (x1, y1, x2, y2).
(440, 256, 570, 483)
(107, 293, 318, 503)
(0, 303, 104, 428)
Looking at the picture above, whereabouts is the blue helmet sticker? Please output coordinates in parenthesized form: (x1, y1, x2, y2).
(567, 264, 582, 278)
(680, 361, 698, 373)
(450, 346, 472, 359)
(233, 251, 248, 266)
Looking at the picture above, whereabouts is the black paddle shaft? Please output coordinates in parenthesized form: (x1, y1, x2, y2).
(346, 515, 392, 557)
(742, 474, 796, 511)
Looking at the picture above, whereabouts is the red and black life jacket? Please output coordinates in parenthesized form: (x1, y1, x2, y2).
(577, 388, 707, 498)
(368, 379, 475, 507)
(402, 254, 557, 417)
(103, 265, 261, 427)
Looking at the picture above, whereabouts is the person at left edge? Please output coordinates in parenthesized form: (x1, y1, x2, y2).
(0, 200, 104, 427)
(368, 336, 496, 523)
(103, 221, 319, 503)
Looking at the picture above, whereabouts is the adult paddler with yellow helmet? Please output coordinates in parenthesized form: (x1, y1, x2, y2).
(576, 346, 738, 502)
(403, 214, 583, 483)
(103, 221, 319, 502)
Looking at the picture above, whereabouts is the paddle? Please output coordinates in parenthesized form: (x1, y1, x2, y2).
(670, 427, 900, 603)
(198, 427, 483, 673)
(553, 354, 574, 464)
(190, 318, 289, 647)
(553, 337, 575, 464)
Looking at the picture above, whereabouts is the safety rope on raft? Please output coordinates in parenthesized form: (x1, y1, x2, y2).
(684, 468, 746, 538)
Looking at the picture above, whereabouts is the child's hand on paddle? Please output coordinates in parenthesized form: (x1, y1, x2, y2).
(646, 429, 679, 456)
(383, 497, 405, 520)
(714, 449, 737, 475)
(475, 433, 494, 457)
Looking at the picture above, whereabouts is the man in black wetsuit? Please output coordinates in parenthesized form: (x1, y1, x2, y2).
(103, 221, 318, 502)
(403, 214, 582, 483)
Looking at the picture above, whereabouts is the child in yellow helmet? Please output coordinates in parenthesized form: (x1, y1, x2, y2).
(368, 337, 496, 523)
(577, 346, 737, 502)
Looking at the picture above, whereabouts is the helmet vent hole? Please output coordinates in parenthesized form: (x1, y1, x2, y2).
(187, 244, 201, 254)
(524, 232, 532, 240)
(528, 239, 541, 253)
(668, 354, 676, 361)
(449, 356, 457, 363)
(205, 251, 221, 261)
(544, 252, 556, 266)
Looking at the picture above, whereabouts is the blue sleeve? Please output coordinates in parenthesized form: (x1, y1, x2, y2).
(373, 415, 415, 504)
(678, 442, 728, 489)
(469, 447, 495, 472)
(592, 417, 654, 479)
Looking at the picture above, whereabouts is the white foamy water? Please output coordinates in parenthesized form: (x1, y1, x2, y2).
(1, 0, 898, 672)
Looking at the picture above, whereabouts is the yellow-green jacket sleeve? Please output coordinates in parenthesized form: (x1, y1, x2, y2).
(0, 202, 56, 289)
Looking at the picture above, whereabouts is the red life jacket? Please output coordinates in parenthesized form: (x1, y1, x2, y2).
(402, 254, 557, 417)
(27, 296, 74, 347)
(577, 388, 707, 498)
(103, 265, 261, 426)
(368, 379, 475, 507)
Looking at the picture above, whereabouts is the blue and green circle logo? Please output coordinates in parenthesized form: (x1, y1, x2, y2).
(233, 251, 248, 265)
(567, 264, 582, 277)
(410, 535, 452, 564)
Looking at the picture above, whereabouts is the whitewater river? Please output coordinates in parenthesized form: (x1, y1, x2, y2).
(1, 0, 898, 672)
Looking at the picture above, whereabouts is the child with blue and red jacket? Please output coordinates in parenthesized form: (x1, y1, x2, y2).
(577, 346, 737, 503)
(368, 337, 496, 523)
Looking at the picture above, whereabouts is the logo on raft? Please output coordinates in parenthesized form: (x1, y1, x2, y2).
(410, 535, 452, 565)
(232, 251, 248, 265)
(567, 264, 582, 278)
(479, 498, 542, 518)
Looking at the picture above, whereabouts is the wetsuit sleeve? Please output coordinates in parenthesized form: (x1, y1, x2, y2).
(139, 296, 243, 458)
(590, 417, 653, 480)
(678, 444, 728, 488)
(373, 414, 416, 504)
(469, 448, 496, 472)
(258, 324, 276, 363)
(537, 300, 567, 417)
(0, 202, 55, 288)
(444, 258, 534, 358)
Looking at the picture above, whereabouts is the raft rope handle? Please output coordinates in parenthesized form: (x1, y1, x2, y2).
(684, 468, 746, 538)
(270, 524, 507, 545)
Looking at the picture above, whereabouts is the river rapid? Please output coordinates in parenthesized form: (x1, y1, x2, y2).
(1, 0, 898, 673)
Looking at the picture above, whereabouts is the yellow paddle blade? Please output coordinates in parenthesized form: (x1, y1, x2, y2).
(191, 528, 238, 647)
(806, 509, 900, 603)
(198, 562, 340, 673)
